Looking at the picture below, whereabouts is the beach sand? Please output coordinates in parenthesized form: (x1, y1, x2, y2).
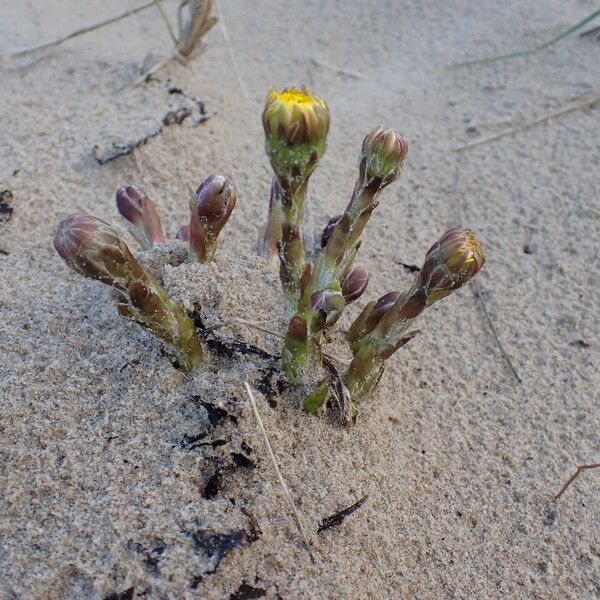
(1, 1, 599, 598)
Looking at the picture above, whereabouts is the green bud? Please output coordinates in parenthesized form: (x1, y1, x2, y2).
(360, 127, 408, 187)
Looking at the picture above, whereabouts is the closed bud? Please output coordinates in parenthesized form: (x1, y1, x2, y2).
(54, 213, 203, 371)
(419, 228, 485, 305)
(310, 289, 346, 328)
(176, 225, 190, 241)
(116, 185, 165, 249)
(262, 86, 330, 185)
(320, 214, 341, 249)
(340, 266, 369, 303)
(347, 290, 400, 345)
(54, 213, 142, 290)
(360, 127, 408, 187)
(189, 175, 237, 262)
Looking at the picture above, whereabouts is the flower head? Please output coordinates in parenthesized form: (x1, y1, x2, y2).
(360, 127, 408, 187)
(262, 86, 330, 185)
(419, 227, 485, 304)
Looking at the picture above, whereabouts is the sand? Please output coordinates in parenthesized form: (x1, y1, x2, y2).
(1, 1, 599, 598)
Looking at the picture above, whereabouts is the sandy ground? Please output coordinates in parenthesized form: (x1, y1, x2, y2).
(1, 1, 600, 598)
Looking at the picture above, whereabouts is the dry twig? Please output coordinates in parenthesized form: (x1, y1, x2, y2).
(554, 462, 600, 500)
(454, 91, 600, 152)
(243, 382, 316, 562)
(133, 0, 217, 86)
(5, 0, 164, 57)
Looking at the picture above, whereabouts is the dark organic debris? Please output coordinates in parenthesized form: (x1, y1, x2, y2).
(580, 25, 600, 40)
(182, 434, 227, 451)
(0, 189, 14, 227)
(398, 261, 420, 273)
(206, 337, 276, 361)
(570, 339, 590, 348)
(317, 495, 369, 533)
(229, 582, 267, 599)
(322, 357, 354, 427)
(198, 398, 229, 426)
(189, 511, 261, 577)
(162, 106, 192, 125)
(93, 125, 163, 165)
(93, 88, 209, 165)
(203, 468, 223, 499)
(144, 545, 166, 574)
(203, 446, 257, 499)
(255, 366, 287, 408)
(104, 588, 134, 600)
(231, 452, 257, 469)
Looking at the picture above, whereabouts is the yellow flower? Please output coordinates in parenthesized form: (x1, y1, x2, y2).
(262, 87, 329, 146)
(262, 86, 330, 187)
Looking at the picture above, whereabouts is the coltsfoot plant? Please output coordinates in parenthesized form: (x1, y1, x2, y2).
(53, 85, 485, 422)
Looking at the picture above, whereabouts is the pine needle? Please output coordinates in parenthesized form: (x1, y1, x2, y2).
(453, 91, 600, 152)
(450, 9, 600, 69)
(244, 382, 316, 562)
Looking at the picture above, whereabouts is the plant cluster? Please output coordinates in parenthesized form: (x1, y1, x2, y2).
(54, 86, 485, 420)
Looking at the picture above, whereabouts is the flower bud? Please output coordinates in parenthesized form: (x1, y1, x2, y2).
(116, 185, 165, 249)
(54, 213, 204, 371)
(310, 289, 346, 328)
(176, 225, 190, 241)
(418, 228, 485, 305)
(346, 290, 401, 345)
(262, 86, 330, 186)
(54, 213, 142, 290)
(360, 127, 408, 187)
(189, 175, 237, 262)
(320, 214, 341, 249)
(340, 266, 369, 303)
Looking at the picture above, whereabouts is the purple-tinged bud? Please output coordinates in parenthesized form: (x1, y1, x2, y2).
(54, 213, 203, 371)
(54, 213, 142, 290)
(347, 290, 401, 345)
(418, 228, 485, 305)
(340, 266, 369, 304)
(360, 127, 408, 187)
(116, 185, 165, 249)
(176, 225, 190, 241)
(189, 175, 237, 262)
(320, 214, 341, 249)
